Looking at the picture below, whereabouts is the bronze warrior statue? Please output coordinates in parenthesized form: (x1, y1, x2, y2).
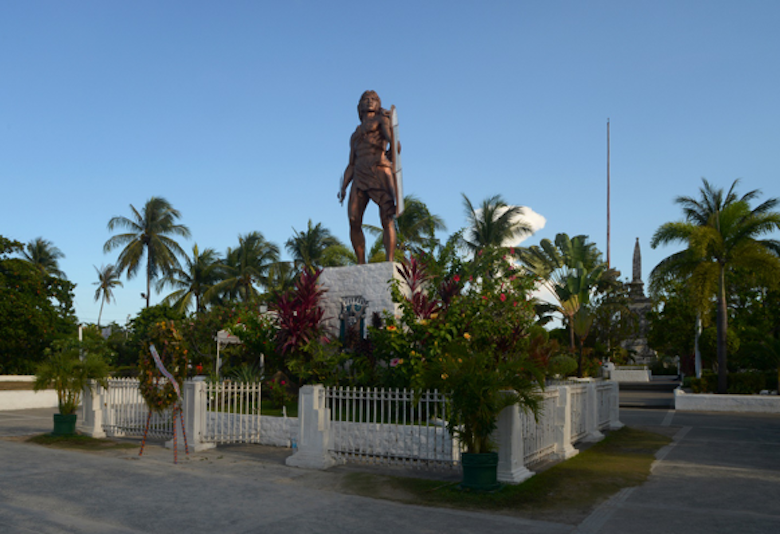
(338, 90, 400, 264)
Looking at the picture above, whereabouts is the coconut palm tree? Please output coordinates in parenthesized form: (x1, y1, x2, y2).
(461, 194, 532, 256)
(156, 244, 220, 314)
(93, 264, 123, 327)
(208, 232, 280, 302)
(265, 261, 298, 296)
(320, 243, 357, 268)
(104, 197, 191, 308)
(650, 179, 780, 393)
(285, 220, 344, 273)
(365, 195, 447, 260)
(22, 237, 66, 278)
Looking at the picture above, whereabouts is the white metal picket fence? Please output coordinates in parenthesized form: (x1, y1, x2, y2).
(82, 378, 621, 478)
(570, 384, 589, 442)
(325, 387, 458, 469)
(522, 388, 560, 466)
(100, 378, 174, 439)
(596, 382, 614, 429)
(203, 381, 263, 444)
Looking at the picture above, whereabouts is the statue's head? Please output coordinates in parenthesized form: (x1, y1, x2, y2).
(357, 90, 381, 121)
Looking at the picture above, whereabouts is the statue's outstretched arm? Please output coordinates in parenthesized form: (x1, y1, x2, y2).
(338, 165, 353, 204)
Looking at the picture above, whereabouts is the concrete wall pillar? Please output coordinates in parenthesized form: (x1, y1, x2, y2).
(166, 379, 216, 452)
(79, 381, 105, 438)
(609, 381, 624, 430)
(582, 381, 605, 442)
(495, 399, 534, 483)
(553, 386, 578, 461)
(286, 384, 338, 469)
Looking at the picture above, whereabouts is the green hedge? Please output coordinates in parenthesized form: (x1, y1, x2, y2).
(688, 370, 772, 394)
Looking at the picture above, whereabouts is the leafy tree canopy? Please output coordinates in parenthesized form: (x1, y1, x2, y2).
(0, 235, 77, 374)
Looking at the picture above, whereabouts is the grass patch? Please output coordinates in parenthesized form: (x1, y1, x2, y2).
(260, 399, 298, 417)
(27, 433, 138, 451)
(341, 426, 671, 524)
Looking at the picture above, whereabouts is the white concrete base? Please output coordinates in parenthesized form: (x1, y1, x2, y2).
(554, 444, 579, 461)
(675, 388, 780, 413)
(319, 262, 407, 336)
(285, 450, 339, 469)
(582, 430, 605, 443)
(497, 466, 535, 484)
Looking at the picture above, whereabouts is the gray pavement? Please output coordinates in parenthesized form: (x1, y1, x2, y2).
(2, 407, 780, 533)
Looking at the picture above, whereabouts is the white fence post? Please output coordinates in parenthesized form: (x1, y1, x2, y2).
(495, 398, 534, 483)
(583, 381, 605, 442)
(286, 384, 339, 469)
(553, 386, 579, 460)
(166, 379, 217, 452)
(79, 381, 106, 438)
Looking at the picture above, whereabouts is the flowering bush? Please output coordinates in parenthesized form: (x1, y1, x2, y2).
(266, 375, 293, 408)
(370, 247, 544, 453)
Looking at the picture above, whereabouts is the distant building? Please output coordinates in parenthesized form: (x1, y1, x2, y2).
(622, 238, 657, 364)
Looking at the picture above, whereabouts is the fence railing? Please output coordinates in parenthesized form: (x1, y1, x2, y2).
(99, 378, 174, 439)
(522, 389, 559, 466)
(203, 381, 263, 444)
(596, 382, 614, 429)
(80, 378, 622, 483)
(569, 384, 589, 442)
(325, 387, 457, 469)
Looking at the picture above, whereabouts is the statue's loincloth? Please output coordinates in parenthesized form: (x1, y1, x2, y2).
(351, 155, 395, 213)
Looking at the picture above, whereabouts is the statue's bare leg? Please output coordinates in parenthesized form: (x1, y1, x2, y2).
(381, 206, 397, 262)
(348, 191, 369, 264)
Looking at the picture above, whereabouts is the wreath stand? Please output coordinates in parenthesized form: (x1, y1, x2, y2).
(139, 401, 190, 464)
(139, 343, 190, 464)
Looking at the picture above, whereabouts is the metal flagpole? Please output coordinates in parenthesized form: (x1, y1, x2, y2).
(607, 118, 611, 269)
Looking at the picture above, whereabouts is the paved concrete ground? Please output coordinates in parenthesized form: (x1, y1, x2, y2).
(2, 407, 779, 533)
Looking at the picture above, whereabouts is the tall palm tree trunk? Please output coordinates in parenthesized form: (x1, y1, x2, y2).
(717, 264, 728, 393)
(146, 258, 152, 308)
(97, 298, 105, 328)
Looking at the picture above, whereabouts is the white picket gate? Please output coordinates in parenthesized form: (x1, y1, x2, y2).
(203, 381, 263, 444)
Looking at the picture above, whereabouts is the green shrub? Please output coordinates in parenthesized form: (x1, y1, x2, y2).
(727, 371, 766, 394)
(690, 370, 717, 393)
(650, 359, 678, 376)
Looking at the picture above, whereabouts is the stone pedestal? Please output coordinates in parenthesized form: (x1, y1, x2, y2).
(319, 262, 407, 337)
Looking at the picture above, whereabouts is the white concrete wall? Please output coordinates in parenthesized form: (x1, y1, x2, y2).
(675, 389, 780, 413)
(0, 375, 36, 382)
(206, 412, 299, 447)
(319, 262, 406, 336)
(609, 369, 651, 382)
(0, 390, 58, 410)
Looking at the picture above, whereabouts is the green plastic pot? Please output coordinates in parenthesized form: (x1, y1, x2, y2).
(52, 413, 77, 436)
(461, 451, 500, 491)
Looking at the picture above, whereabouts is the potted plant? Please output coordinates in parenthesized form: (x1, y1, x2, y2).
(423, 341, 542, 490)
(34, 338, 112, 435)
(385, 250, 545, 490)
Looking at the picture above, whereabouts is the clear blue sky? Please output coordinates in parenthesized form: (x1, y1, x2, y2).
(2, 1, 779, 326)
